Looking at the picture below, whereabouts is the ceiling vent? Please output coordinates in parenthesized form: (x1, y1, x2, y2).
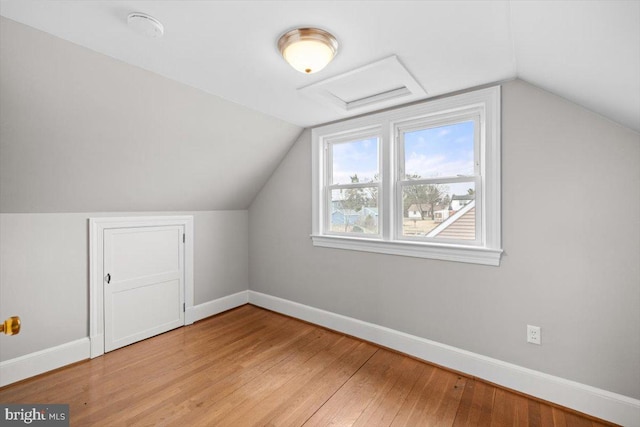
(298, 56, 426, 114)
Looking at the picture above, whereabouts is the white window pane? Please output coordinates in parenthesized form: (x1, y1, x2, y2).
(404, 121, 474, 179)
(330, 188, 378, 234)
(402, 182, 475, 240)
(331, 138, 379, 185)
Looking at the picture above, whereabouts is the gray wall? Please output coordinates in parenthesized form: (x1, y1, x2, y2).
(248, 80, 640, 399)
(0, 18, 272, 364)
(0, 17, 301, 213)
(0, 210, 248, 361)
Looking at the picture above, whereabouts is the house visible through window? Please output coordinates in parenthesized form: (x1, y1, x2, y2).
(399, 120, 478, 243)
(311, 86, 502, 266)
(328, 135, 380, 235)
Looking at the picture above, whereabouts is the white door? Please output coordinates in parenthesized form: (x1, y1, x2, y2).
(103, 225, 185, 352)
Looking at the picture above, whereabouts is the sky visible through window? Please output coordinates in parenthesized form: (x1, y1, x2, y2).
(332, 121, 474, 194)
(404, 121, 475, 196)
(404, 121, 474, 178)
(331, 137, 379, 184)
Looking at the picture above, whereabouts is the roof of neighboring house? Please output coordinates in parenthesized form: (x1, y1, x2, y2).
(427, 200, 476, 240)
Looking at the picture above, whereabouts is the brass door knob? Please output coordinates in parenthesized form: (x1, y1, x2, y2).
(1, 316, 21, 335)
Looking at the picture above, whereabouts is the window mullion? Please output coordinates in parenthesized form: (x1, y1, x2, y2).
(328, 182, 378, 190)
(392, 125, 403, 242)
(381, 121, 393, 241)
(400, 176, 479, 186)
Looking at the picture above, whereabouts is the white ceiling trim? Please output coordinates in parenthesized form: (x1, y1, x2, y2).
(298, 55, 427, 115)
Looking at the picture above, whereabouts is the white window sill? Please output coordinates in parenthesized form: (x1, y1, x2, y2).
(310, 235, 502, 266)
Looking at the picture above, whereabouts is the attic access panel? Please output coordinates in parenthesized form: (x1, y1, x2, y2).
(299, 56, 427, 114)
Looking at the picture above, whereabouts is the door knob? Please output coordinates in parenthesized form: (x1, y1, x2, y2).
(1, 316, 21, 335)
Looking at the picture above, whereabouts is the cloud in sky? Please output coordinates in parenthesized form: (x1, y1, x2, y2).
(404, 121, 474, 177)
(331, 121, 475, 184)
(332, 137, 379, 184)
(438, 128, 452, 138)
(405, 152, 474, 178)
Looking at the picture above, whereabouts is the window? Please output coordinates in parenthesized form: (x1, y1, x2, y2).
(398, 120, 479, 243)
(326, 132, 380, 236)
(311, 86, 502, 266)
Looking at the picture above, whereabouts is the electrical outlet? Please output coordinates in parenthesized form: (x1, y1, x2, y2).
(527, 325, 541, 345)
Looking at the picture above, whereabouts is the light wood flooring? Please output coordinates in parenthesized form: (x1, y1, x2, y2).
(0, 305, 615, 426)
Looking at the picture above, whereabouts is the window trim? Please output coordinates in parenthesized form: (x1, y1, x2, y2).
(311, 86, 502, 266)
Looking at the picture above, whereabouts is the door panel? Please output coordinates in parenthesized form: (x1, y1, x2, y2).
(108, 228, 180, 280)
(104, 225, 184, 352)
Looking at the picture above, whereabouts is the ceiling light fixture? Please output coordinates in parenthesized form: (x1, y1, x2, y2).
(278, 28, 338, 74)
(127, 12, 164, 38)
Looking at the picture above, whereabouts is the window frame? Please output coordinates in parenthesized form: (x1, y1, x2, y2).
(311, 86, 502, 266)
(395, 113, 482, 246)
(324, 127, 382, 238)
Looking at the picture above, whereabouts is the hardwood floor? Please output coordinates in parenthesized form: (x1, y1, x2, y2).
(0, 305, 615, 426)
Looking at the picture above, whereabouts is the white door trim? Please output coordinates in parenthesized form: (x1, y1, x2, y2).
(89, 216, 194, 358)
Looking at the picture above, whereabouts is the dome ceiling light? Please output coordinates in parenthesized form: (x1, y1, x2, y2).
(278, 28, 338, 74)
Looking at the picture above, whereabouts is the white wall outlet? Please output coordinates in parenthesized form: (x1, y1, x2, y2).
(527, 325, 541, 345)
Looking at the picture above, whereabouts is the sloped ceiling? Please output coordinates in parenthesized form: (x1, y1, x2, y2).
(510, 1, 639, 134)
(0, 18, 301, 212)
(0, 1, 638, 213)
(1, 0, 638, 131)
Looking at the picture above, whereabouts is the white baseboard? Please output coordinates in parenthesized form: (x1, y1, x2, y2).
(0, 338, 90, 387)
(248, 290, 639, 426)
(90, 333, 104, 359)
(3, 292, 636, 425)
(2, 292, 249, 387)
(186, 290, 249, 324)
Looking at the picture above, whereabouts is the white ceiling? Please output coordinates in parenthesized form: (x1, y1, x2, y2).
(0, 0, 639, 131)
